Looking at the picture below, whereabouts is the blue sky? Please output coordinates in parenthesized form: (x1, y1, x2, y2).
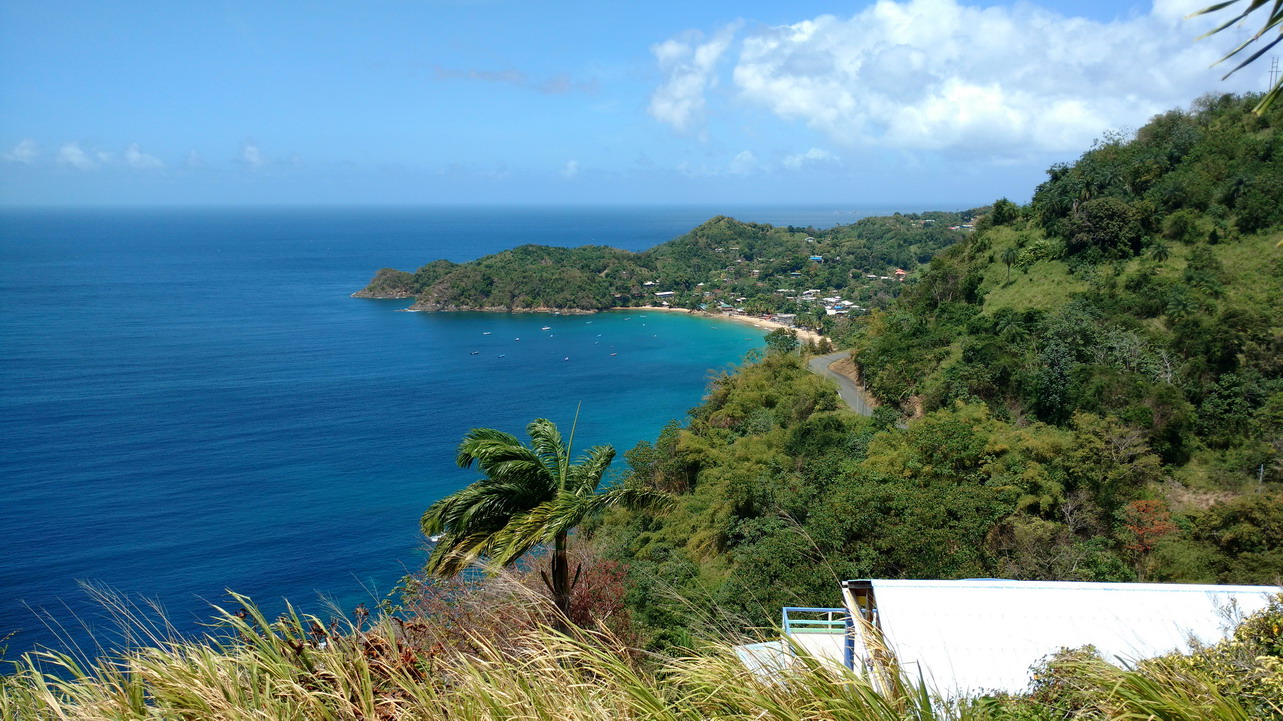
(0, 0, 1270, 207)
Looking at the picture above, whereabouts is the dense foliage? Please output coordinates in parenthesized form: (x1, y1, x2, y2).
(586, 93, 1283, 651)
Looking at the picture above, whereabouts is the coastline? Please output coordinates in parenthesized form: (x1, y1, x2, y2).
(614, 305, 827, 345)
(382, 299, 828, 346)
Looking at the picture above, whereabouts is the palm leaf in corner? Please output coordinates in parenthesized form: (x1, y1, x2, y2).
(1190, 0, 1283, 112)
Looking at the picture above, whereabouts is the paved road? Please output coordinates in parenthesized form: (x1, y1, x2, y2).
(807, 351, 875, 416)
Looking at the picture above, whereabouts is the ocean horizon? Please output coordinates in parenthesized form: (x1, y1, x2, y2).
(0, 204, 898, 655)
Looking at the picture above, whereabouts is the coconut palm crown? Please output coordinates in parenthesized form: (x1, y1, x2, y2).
(421, 415, 662, 625)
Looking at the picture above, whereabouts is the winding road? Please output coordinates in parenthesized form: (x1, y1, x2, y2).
(807, 351, 876, 417)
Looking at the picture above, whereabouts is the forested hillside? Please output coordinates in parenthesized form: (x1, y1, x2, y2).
(355, 212, 971, 314)
(587, 93, 1283, 650)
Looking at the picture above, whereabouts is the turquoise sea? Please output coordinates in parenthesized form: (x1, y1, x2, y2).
(0, 205, 892, 654)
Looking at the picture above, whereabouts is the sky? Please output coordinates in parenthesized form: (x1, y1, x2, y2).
(0, 0, 1273, 208)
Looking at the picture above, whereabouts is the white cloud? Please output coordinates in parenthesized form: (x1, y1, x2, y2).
(241, 143, 266, 168)
(56, 142, 96, 170)
(677, 150, 766, 177)
(3, 139, 39, 164)
(727, 150, 760, 175)
(125, 143, 165, 169)
(561, 159, 580, 179)
(185, 149, 205, 168)
(648, 21, 742, 134)
(783, 147, 839, 170)
(654, 0, 1258, 156)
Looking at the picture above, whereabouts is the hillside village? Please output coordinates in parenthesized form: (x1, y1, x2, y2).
(357, 211, 975, 331)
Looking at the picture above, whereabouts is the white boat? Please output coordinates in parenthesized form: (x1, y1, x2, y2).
(482, 331, 491, 335)
(542, 326, 551, 331)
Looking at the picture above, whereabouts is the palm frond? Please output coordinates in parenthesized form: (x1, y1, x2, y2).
(1190, 0, 1283, 112)
(421, 479, 546, 536)
(487, 492, 596, 567)
(526, 417, 570, 483)
(566, 444, 617, 496)
(425, 530, 498, 576)
(424, 415, 669, 580)
(488, 483, 673, 568)
(455, 427, 523, 468)
(601, 481, 675, 514)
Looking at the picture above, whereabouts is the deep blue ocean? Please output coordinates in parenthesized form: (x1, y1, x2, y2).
(0, 204, 891, 655)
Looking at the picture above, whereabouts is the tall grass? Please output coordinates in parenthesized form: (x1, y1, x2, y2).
(3, 583, 1279, 720)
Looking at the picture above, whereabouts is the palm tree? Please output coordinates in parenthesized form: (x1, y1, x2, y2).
(421, 415, 661, 631)
(1001, 246, 1018, 282)
(1149, 241, 1171, 263)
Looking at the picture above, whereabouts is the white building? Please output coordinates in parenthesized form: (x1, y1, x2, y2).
(738, 578, 1280, 698)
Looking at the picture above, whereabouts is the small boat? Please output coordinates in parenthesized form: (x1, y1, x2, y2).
(542, 326, 551, 331)
(563, 356, 570, 361)
(610, 353, 617, 356)
(515, 337, 520, 341)
(470, 351, 479, 355)
(498, 354, 506, 358)
(482, 331, 491, 335)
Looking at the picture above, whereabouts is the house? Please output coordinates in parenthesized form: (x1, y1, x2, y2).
(653, 291, 676, 298)
(736, 579, 1280, 697)
(809, 255, 823, 263)
(893, 268, 907, 281)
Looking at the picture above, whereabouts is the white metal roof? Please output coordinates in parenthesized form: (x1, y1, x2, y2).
(849, 579, 1279, 698)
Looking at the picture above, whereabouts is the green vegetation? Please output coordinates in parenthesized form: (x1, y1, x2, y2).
(578, 93, 1283, 652)
(422, 417, 663, 632)
(10, 91, 1283, 718)
(357, 212, 974, 320)
(4, 586, 1282, 719)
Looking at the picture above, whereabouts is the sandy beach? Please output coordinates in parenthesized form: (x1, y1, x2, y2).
(617, 306, 827, 345)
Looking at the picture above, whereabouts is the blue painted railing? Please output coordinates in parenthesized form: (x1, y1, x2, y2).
(781, 606, 856, 670)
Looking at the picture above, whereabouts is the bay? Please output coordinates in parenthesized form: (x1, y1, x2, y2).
(0, 204, 888, 654)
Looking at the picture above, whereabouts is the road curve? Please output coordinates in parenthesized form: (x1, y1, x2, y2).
(807, 351, 876, 417)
